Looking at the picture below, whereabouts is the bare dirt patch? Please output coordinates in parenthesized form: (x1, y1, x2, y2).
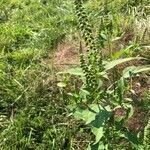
(54, 42, 80, 70)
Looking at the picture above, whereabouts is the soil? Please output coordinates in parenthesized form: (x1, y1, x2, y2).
(54, 42, 80, 70)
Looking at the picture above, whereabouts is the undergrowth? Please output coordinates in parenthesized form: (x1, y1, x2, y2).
(0, 0, 150, 149)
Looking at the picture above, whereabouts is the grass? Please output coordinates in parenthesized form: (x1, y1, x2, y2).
(0, 0, 150, 149)
(0, 0, 75, 149)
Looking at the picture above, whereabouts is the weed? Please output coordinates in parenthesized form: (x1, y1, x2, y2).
(58, 0, 150, 149)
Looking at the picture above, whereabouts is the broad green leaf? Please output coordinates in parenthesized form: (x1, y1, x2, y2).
(92, 127, 103, 144)
(98, 71, 108, 79)
(73, 105, 112, 145)
(104, 57, 144, 71)
(134, 66, 150, 74)
(91, 108, 112, 128)
(73, 104, 111, 125)
(124, 131, 144, 149)
(74, 108, 97, 124)
(123, 65, 150, 78)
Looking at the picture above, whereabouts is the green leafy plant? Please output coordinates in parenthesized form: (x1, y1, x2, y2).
(57, 0, 150, 149)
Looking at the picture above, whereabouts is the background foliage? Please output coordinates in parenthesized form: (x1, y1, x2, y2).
(0, 0, 150, 149)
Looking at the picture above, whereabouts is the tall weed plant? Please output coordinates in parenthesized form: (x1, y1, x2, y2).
(58, 0, 150, 149)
